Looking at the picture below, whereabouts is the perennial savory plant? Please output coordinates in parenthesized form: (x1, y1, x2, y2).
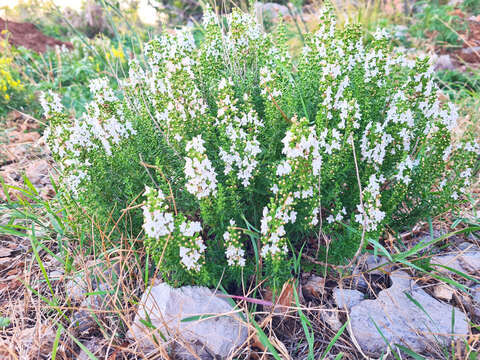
(42, 2, 479, 289)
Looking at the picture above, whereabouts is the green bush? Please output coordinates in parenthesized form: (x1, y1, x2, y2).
(42, 2, 479, 290)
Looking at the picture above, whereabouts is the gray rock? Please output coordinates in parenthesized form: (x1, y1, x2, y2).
(78, 338, 103, 360)
(460, 46, 480, 56)
(320, 308, 342, 332)
(352, 254, 393, 289)
(255, 2, 289, 20)
(333, 287, 364, 310)
(129, 283, 248, 359)
(435, 54, 455, 71)
(431, 245, 480, 274)
(65, 276, 90, 304)
(457, 242, 480, 252)
(349, 271, 469, 356)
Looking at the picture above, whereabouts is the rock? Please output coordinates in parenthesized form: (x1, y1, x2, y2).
(129, 283, 248, 359)
(349, 271, 469, 356)
(49, 270, 63, 280)
(320, 308, 342, 332)
(472, 285, 480, 304)
(65, 276, 90, 304)
(255, 2, 289, 20)
(333, 288, 364, 310)
(457, 242, 480, 252)
(71, 282, 112, 334)
(352, 254, 393, 290)
(431, 245, 480, 274)
(26, 159, 50, 186)
(302, 275, 325, 299)
(433, 284, 454, 302)
(434, 54, 455, 71)
(364, 254, 393, 274)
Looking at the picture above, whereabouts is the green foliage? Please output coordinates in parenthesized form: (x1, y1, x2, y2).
(43, 2, 479, 291)
(410, 1, 467, 48)
(15, 36, 139, 118)
(436, 69, 480, 97)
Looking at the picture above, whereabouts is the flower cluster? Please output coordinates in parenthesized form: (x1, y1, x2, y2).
(42, 78, 135, 197)
(184, 135, 218, 199)
(216, 78, 263, 187)
(143, 186, 207, 275)
(223, 220, 246, 267)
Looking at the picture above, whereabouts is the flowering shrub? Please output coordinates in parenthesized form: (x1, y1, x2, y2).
(42, 2, 479, 289)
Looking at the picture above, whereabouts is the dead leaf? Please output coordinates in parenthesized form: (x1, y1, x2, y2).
(263, 278, 296, 315)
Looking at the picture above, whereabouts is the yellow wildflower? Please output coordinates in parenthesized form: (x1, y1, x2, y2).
(111, 45, 125, 62)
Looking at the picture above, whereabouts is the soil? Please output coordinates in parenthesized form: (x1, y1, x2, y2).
(0, 18, 72, 53)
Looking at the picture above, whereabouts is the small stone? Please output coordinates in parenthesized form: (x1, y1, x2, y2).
(333, 287, 364, 310)
(129, 283, 248, 359)
(352, 254, 393, 290)
(472, 285, 480, 304)
(65, 276, 90, 303)
(457, 242, 480, 252)
(365, 254, 393, 274)
(432, 246, 480, 275)
(302, 275, 325, 299)
(459, 46, 480, 63)
(255, 2, 289, 20)
(433, 284, 454, 302)
(434, 54, 455, 71)
(349, 271, 469, 356)
(320, 308, 342, 332)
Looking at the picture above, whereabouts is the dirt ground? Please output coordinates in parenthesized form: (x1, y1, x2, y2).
(0, 18, 72, 53)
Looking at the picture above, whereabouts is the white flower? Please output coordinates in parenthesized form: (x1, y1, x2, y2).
(180, 221, 202, 237)
(179, 239, 206, 272)
(276, 161, 292, 176)
(40, 90, 63, 117)
(142, 207, 175, 239)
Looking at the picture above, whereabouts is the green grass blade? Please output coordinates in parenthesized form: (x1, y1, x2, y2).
(320, 319, 349, 360)
(394, 344, 426, 360)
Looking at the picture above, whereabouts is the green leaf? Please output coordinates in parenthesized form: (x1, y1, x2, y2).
(0, 317, 10, 327)
(394, 344, 427, 360)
